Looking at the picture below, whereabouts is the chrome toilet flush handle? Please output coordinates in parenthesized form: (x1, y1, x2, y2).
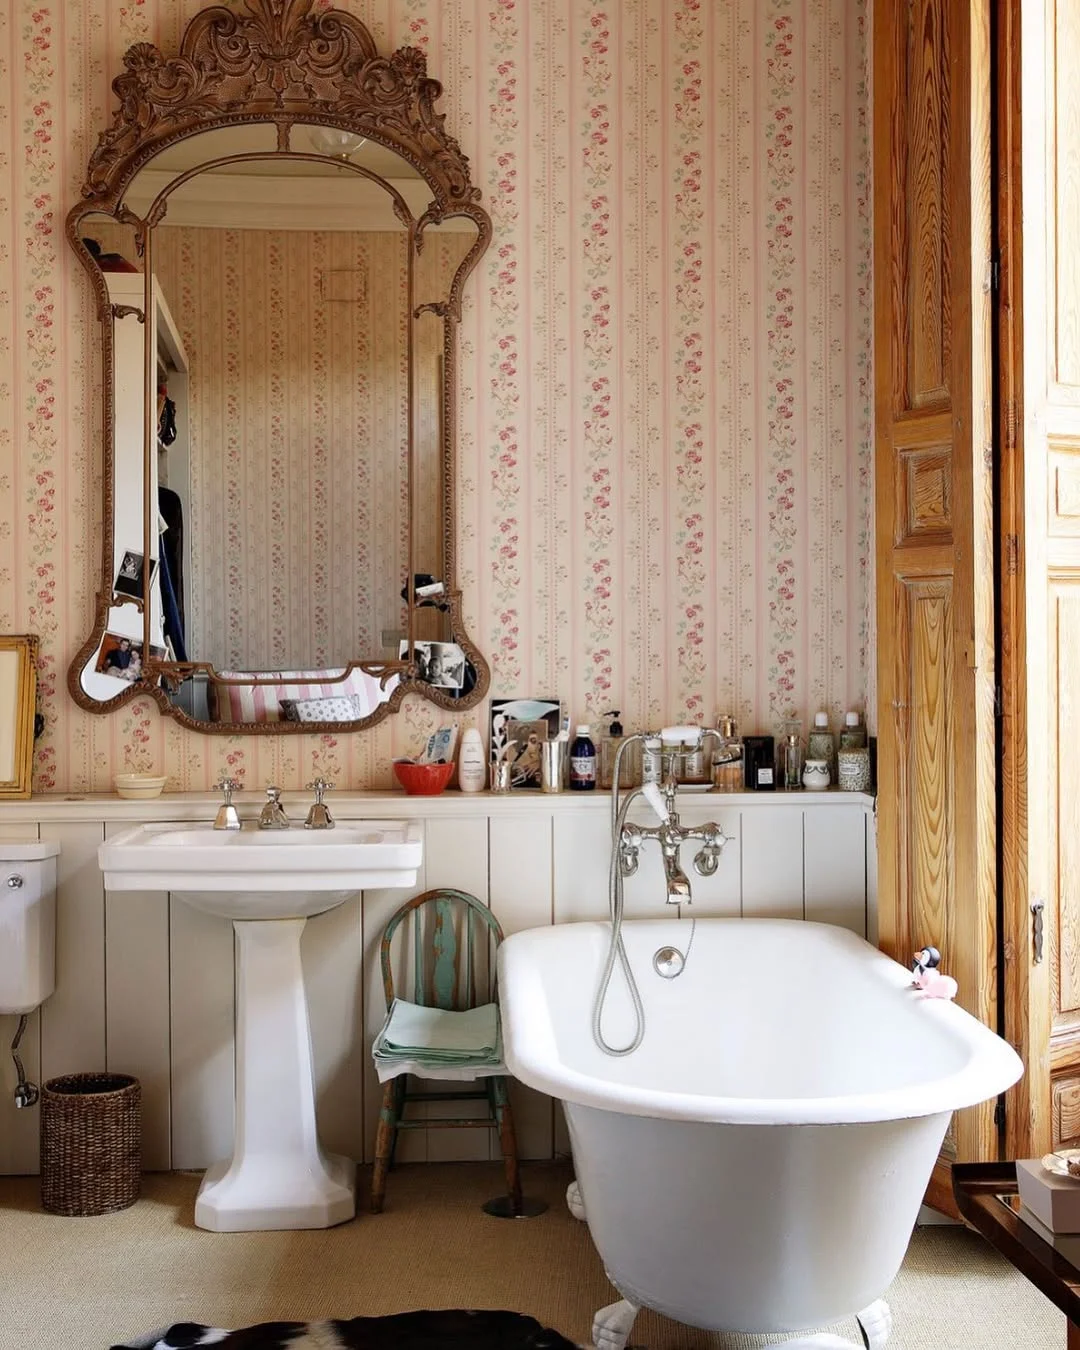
(305, 778, 335, 830)
(214, 777, 242, 831)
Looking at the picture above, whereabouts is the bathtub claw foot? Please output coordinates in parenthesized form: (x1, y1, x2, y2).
(856, 1298, 892, 1348)
(592, 1297, 639, 1350)
(566, 1180, 587, 1221)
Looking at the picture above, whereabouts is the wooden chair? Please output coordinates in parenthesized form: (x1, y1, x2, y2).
(370, 887, 522, 1215)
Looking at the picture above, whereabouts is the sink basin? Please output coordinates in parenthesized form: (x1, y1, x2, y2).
(100, 820, 422, 908)
(97, 817, 424, 1233)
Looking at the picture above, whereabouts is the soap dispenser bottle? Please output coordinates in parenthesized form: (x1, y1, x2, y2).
(711, 715, 744, 791)
(600, 710, 639, 790)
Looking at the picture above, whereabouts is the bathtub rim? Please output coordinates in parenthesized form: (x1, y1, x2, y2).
(497, 918, 1023, 1127)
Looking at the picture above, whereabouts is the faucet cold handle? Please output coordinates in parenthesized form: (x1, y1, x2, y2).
(216, 776, 240, 802)
(304, 779, 335, 830)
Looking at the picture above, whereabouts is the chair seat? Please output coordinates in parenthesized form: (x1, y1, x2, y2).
(374, 1057, 508, 1084)
(373, 999, 505, 1084)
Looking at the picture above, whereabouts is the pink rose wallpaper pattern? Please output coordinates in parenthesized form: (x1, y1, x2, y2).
(0, 0, 872, 792)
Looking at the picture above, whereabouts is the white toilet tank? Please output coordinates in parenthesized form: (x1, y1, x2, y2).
(0, 840, 59, 1015)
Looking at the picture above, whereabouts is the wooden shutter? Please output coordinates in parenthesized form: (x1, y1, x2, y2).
(873, 0, 999, 1209)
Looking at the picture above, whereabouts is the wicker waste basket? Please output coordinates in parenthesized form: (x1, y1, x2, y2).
(40, 1073, 141, 1216)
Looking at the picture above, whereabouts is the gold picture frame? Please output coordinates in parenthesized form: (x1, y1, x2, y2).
(0, 636, 38, 799)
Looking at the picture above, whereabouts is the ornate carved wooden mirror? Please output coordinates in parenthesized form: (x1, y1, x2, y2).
(67, 0, 490, 733)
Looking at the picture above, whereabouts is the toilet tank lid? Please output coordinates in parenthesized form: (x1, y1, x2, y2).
(0, 840, 60, 861)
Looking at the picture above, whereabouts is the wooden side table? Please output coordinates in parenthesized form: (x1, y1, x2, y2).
(953, 1162, 1080, 1348)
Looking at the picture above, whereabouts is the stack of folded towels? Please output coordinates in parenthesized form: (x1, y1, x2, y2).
(372, 999, 503, 1081)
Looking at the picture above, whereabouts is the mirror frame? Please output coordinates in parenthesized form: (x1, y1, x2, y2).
(66, 0, 491, 734)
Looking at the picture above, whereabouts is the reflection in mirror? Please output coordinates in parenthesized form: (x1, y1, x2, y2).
(76, 212, 171, 705)
(410, 218, 480, 699)
(83, 126, 475, 724)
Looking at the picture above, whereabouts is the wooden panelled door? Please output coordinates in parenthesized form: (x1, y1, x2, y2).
(873, 0, 999, 1211)
(999, 0, 1080, 1162)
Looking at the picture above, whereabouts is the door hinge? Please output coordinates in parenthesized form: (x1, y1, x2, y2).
(1005, 533, 1019, 576)
(990, 253, 1001, 292)
(994, 1097, 1006, 1131)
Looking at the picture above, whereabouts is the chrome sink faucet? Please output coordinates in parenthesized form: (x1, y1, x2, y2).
(611, 728, 731, 905)
(304, 778, 335, 830)
(258, 785, 290, 830)
(213, 777, 241, 831)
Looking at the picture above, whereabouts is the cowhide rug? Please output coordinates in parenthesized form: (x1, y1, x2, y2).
(111, 1309, 579, 1349)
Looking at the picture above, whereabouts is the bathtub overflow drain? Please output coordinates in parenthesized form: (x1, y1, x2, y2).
(652, 946, 685, 978)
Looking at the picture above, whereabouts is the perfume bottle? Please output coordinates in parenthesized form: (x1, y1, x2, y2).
(711, 715, 744, 791)
(780, 720, 804, 791)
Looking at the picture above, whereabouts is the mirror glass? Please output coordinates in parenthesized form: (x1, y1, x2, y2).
(74, 119, 483, 726)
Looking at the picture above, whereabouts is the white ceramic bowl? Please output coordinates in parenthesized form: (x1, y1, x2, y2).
(114, 773, 168, 800)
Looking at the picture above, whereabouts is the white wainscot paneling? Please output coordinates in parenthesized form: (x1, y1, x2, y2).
(104, 822, 171, 1170)
(490, 813, 554, 1162)
(803, 804, 868, 935)
(0, 791, 874, 1175)
(40, 822, 107, 1080)
(741, 805, 805, 918)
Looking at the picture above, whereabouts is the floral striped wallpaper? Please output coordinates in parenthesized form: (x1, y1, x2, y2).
(0, 0, 872, 793)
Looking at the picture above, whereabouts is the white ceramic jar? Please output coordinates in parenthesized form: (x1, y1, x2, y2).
(802, 759, 830, 791)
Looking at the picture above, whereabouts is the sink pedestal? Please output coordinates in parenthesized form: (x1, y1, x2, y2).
(195, 914, 356, 1232)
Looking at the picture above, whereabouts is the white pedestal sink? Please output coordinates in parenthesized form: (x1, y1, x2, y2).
(99, 820, 422, 1232)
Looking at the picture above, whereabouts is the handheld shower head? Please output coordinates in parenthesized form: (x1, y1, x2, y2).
(640, 781, 670, 824)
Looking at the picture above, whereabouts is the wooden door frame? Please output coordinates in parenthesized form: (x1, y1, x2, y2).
(995, 0, 1039, 1162)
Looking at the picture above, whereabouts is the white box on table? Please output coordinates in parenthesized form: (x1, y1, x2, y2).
(1017, 1157, 1080, 1233)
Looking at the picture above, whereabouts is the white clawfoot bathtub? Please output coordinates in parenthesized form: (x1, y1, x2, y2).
(497, 918, 1023, 1350)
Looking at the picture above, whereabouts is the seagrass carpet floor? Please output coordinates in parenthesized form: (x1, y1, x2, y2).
(0, 1161, 1065, 1349)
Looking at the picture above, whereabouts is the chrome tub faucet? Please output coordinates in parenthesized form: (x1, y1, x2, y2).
(612, 729, 731, 905)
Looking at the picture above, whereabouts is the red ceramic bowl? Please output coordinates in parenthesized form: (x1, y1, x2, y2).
(393, 759, 455, 795)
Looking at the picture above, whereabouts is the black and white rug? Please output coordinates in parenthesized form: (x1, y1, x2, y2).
(111, 1309, 579, 1349)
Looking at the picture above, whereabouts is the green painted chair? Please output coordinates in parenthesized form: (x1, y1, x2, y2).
(370, 887, 522, 1215)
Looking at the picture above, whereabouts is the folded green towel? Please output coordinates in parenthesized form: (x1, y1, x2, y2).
(373, 999, 501, 1064)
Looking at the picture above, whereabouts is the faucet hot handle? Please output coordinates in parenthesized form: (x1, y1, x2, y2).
(264, 784, 282, 802)
(216, 776, 240, 802)
(306, 778, 334, 804)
